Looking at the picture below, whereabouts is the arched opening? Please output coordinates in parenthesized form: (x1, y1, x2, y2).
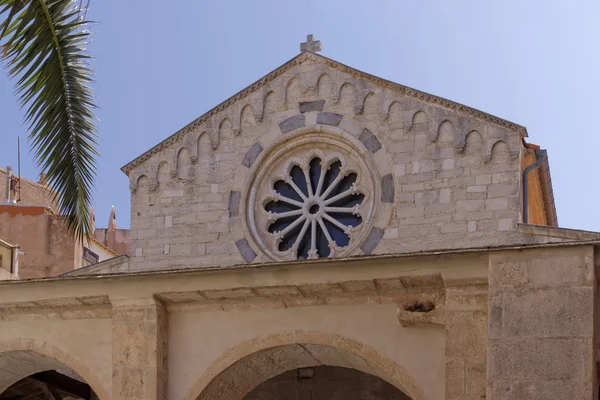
(245, 366, 412, 399)
(187, 332, 426, 400)
(0, 366, 99, 400)
(0, 342, 108, 400)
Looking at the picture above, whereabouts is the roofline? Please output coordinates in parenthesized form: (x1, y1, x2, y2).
(539, 154, 558, 226)
(0, 237, 18, 248)
(0, 166, 54, 192)
(121, 51, 528, 175)
(58, 254, 129, 277)
(2, 239, 597, 286)
(522, 141, 558, 227)
(86, 236, 119, 257)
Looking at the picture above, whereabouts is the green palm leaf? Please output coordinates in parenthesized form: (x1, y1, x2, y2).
(0, 0, 98, 241)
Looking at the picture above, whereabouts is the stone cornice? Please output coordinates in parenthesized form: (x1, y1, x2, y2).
(0, 295, 112, 321)
(121, 51, 528, 175)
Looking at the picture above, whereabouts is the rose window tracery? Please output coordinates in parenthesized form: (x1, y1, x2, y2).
(262, 152, 368, 259)
(244, 132, 381, 262)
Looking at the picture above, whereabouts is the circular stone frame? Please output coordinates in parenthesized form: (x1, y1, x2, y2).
(240, 123, 393, 262)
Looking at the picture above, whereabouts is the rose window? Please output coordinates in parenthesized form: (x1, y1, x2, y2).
(244, 132, 380, 262)
(263, 154, 366, 259)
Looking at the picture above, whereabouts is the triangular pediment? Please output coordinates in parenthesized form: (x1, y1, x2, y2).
(122, 51, 526, 174)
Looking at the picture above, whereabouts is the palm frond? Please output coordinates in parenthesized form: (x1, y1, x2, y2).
(0, 0, 99, 241)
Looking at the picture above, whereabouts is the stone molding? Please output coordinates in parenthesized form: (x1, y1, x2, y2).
(236, 124, 393, 262)
(0, 295, 112, 321)
(518, 223, 600, 241)
(122, 51, 527, 176)
(156, 273, 455, 323)
(183, 330, 428, 400)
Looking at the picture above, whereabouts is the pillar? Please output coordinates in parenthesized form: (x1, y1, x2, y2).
(111, 297, 168, 400)
(444, 279, 488, 399)
(487, 246, 596, 399)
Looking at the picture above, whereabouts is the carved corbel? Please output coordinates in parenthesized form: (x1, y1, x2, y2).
(396, 290, 446, 327)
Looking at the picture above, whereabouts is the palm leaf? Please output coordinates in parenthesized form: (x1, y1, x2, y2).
(0, 0, 98, 241)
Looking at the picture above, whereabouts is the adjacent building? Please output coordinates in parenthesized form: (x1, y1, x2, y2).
(0, 167, 128, 279)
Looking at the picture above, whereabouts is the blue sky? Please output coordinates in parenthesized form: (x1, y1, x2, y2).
(1, 1, 599, 230)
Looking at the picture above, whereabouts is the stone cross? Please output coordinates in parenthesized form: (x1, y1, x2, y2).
(300, 34, 322, 53)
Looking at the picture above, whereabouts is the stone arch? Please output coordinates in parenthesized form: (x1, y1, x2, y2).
(489, 140, 511, 164)
(386, 101, 404, 125)
(0, 339, 109, 400)
(337, 82, 356, 107)
(137, 174, 149, 186)
(317, 73, 332, 96)
(197, 132, 214, 167)
(135, 174, 150, 191)
(240, 104, 256, 135)
(410, 110, 428, 133)
(435, 120, 455, 145)
(463, 130, 483, 153)
(184, 331, 426, 400)
(285, 77, 301, 108)
(260, 90, 278, 120)
(219, 117, 233, 139)
(157, 161, 170, 184)
(177, 147, 194, 179)
(359, 91, 378, 116)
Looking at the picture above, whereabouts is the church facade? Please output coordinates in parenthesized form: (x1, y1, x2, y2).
(0, 36, 598, 400)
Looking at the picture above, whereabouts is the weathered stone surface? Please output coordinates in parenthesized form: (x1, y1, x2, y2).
(203, 287, 255, 299)
(487, 247, 596, 400)
(228, 191, 241, 217)
(488, 379, 589, 400)
(360, 227, 384, 255)
(491, 286, 593, 338)
(359, 128, 382, 153)
(111, 298, 168, 400)
(299, 100, 325, 113)
(242, 142, 263, 168)
(488, 338, 588, 380)
(235, 239, 256, 263)
(400, 274, 443, 288)
(279, 114, 305, 133)
(381, 173, 394, 203)
(316, 112, 343, 126)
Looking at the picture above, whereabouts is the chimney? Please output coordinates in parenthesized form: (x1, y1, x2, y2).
(38, 171, 47, 184)
(4, 166, 16, 204)
(4, 166, 11, 202)
(89, 208, 96, 236)
(107, 206, 117, 251)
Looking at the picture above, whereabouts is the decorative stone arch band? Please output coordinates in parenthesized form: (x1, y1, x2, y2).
(235, 119, 393, 263)
(184, 330, 427, 400)
(0, 339, 110, 400)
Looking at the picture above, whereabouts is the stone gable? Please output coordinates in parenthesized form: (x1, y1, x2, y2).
(125, 51, 533, 271)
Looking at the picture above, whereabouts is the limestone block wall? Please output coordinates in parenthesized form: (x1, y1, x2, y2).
(488, 246, 597, 399)
(126, 53, 527, 270)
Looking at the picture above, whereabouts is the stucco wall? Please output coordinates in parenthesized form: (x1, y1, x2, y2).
(0, 318, 112, 396)
(0, 206, 80, 278)
(94, 228, 131, 256)
(168, 304, 445, 400)
(127, 53, 527, 271)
